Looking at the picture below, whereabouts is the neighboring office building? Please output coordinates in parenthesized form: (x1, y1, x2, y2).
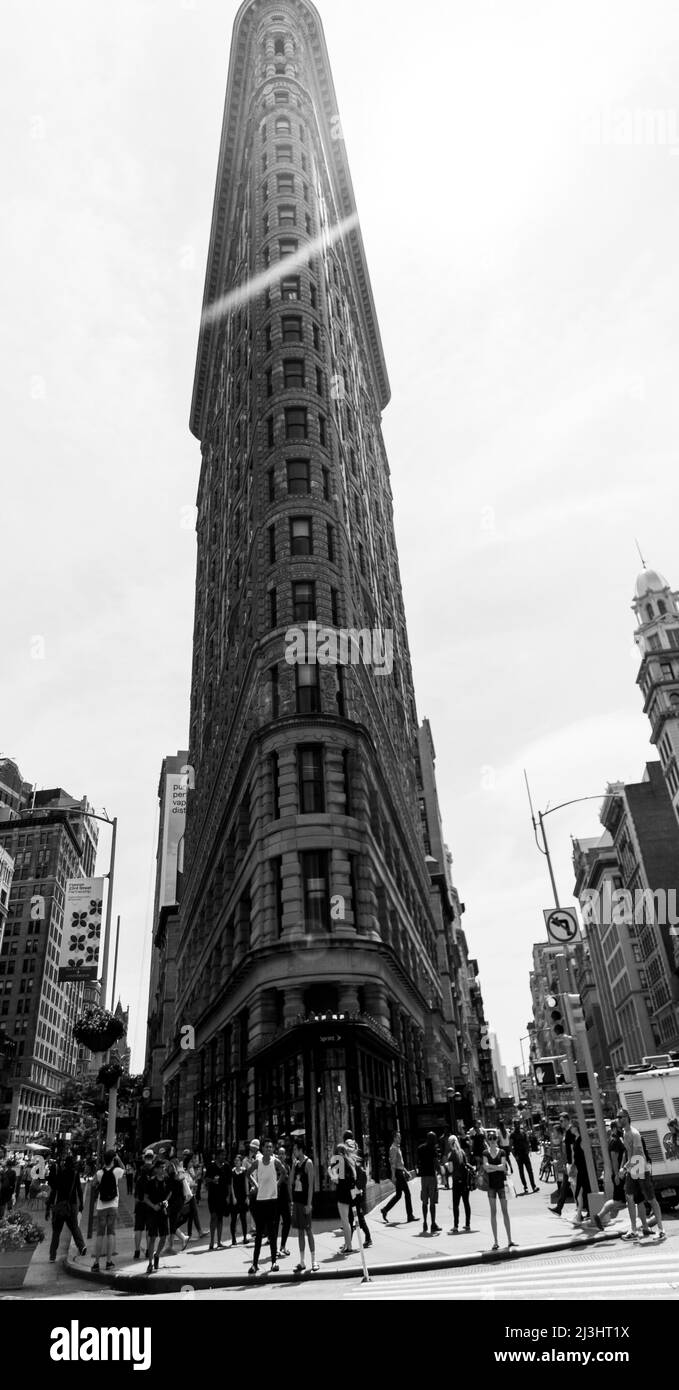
(0, 775, 99, 1145)
(0, 845, 15, 956)
(163, 0, 460, 1187)
(597, 766, 679, 1053)
(572, 832, 656, 1071)
(144, 752, 188, 1143)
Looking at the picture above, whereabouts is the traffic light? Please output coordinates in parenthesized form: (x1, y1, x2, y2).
(533, 1059, 556, 1085)
(545, 992, 566, 1036)
(565, 993, 586, 1032)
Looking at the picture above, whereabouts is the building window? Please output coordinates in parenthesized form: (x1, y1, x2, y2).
(274, 36, 285, 55)
(268, 468, 276, 502)
(292, 580, 316, 622)
(268, 524, 277, 564)
(262, 153, 268, 172)
(310, 281, 317, 308)
(287, 458, 310, 493)
(267, 415, 275, 448)
(330, 587, 339, 626)
(270, 753, 280, 818)
(279, 204, 296, 227)
(296, 663, 321, 714)
(290, 517, 312, 556)
(322, 466, 330, 500)
(276, 144, 293, 163)
(275, 115, 291, 134)
(299, 746, 325, 813)
(263, 179, 269, 202)
(285, 407, 307, 440)
(301, 850, 329, 929)
(277, 172, 294, 195)
(266, 367, 273, 397)
(305, 213, 312, 235)
(327, 523, 335, 563)
(313, 323, 320, 351)
(273, 856, 284, 934)
(283, 359, 305, 390)
(343, 750, 352, 816)
(282, 315, 303, 344)
(315, 366, 324, 396)
(301, 153, 308, 173)
(281, 276, 300, 301)
(319, 414, 327, 446)
(269, 588, 278, 628)
(270, 665, 279, 717)
(279, 237, 298, 258)
(262, 211, 269, 236)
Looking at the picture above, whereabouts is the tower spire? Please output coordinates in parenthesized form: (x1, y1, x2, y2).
(634, 538, 646, 569)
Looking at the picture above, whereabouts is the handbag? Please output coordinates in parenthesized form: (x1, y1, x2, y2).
(475, 1169, 488, 1192)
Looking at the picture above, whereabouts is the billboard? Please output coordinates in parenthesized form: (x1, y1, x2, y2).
(58, 877, 104, 981)
(159, 773, 187, 908)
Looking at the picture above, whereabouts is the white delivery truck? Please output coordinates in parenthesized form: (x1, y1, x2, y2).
(616, 1055, 679, 1209)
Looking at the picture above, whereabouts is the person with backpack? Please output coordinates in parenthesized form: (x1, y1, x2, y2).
(351, 1151, 372, 1247)
(48, 1155, 87, 1261)
(91, 1148, 125, 1273)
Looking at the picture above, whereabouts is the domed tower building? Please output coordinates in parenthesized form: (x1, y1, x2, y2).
(163, 0, 458, 1187)
(634, 567, 679, 826)
(633, 565, 679, 981)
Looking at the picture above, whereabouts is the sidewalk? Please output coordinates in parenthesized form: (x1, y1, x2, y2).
(62, 1181, 622, 1292)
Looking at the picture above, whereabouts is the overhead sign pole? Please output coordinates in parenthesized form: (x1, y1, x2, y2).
(554, 955, 604, 1216)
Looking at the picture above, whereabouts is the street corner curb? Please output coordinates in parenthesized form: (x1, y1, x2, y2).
(63, 1230, 620, 1292)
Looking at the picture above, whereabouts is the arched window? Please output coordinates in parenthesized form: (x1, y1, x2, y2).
(274, 36, 285, 56)
(646, 604, 654, 622)
(658, 599, 667, 615)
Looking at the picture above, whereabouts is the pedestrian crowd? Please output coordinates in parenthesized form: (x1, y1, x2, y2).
(547, 1108, 667, 1242)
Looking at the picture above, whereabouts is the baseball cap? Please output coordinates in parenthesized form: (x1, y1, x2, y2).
(249, 1139, 260, 1150)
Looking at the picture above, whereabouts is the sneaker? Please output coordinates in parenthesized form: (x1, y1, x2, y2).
(621, 1231, 639, 1240)
(655, 1230, 667, 1242)
(248, 1265, 258, 1276)
(271, 1262, 279, 1272)
(294, 1262, 306, 1273)
(311, 1261, 320, 1272)
(338, 1245, 353, 1255)
(431, 1223, 442, 1234)
(380, 1208, 389, 1224)
(491, 1242, 499, 1251)
(279, 1248, 290, 1257)
(640, 1227, 652, 1237)
(464, 1225, 471, 1232)
(363, 1239, 372, 1248)
(450, 1227, 459, 1235)
(91, 1261, 100, 1272)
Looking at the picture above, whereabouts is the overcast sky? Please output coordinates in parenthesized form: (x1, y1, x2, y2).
(2, 0, 679, 1077)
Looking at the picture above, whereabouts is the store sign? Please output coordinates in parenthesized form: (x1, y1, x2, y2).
(58, 878, 104, 981)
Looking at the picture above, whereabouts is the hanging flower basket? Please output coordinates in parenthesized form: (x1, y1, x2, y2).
(97, 1056, 123, 1089)
(73, 1006, 125, 1053)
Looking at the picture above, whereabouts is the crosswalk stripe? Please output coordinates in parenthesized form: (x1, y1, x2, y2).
(344, 1257, 678, 1297)
(345, 1257, 677, 1288)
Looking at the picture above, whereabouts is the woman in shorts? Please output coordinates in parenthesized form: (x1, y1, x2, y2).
(483, 1130, 517, 1252)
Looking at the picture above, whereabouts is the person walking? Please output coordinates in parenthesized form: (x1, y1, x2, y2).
(380, 1130, 415, 1224)
(248, 1139, 282, 1275)
(468, 1120, 487, 1171)
(91, 1148, 125, 1273)
(48, 1155, 87, 1261)
(618, 1108, 666, 1242)
(143, 1157, 171, 1274)
(245, 1138, 261, 1237)
(165, 1158, 190, 1253)
(417, 1131, 442, 1235)
(230, 1152, 249, 1246)
(329, 1142, 357, 1255)
(569, 1121, 591, 1223)
(181, 1149, 205, 1240)
(352, 1152, 372, 1247)
(550, 1113, 576, 1215)
(206, 1148, 230, 1250)
(483, 1130, 517, 1252)
(289, 1135, 318, 1273)
(448, 1134, 473, 1234)
(124, 1159, 135, 1196)
(511, 1121, 539, 1194)
(275, 1141, 291, 1257)
(132, 1150, 154, 1260)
